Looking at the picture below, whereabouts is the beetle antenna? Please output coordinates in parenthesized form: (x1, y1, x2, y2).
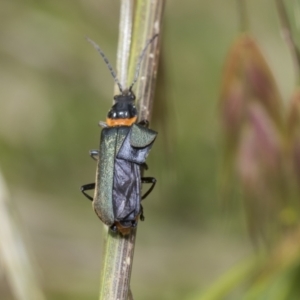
(86, 36, 124, 93)
(128, 34, 159, 92)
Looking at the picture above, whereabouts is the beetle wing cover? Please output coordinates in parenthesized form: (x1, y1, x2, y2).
(130, 124, 157, 147)
(117, 124, 157, 164)
(93, 127, 118, 226)
(113, 157, 141, 223)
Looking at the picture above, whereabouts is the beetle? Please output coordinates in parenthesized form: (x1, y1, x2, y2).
(81, 35, 158, 234)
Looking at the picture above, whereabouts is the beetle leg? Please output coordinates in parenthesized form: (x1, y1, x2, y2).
(141, 162, 148, 170)
(89, 149, 99, 161)
(110, 224, 118, 232)
(138, 119, 149, 127)
(141, 177, 156, 199)
(140, 205, 145, 221)
(80, 183, 95, 201)
(98, 121, 108, 128)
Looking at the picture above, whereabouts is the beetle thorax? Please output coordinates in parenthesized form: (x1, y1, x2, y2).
(106, 92, 137, 127)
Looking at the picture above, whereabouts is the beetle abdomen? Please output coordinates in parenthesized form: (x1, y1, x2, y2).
(112, 158, 141, 223)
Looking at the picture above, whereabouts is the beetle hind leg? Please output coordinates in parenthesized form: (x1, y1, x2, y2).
(140, 205, 145, 221)
(110, 224, 118, 232)
(141, 177, 156, 199)
(141, 162, 148, 170)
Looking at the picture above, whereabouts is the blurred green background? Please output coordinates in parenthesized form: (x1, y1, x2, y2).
(0, 1, 296, 299)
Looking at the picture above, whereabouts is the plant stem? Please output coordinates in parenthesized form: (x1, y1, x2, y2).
(275, 0, 300, 82)
(98, 1, 164, 299)
(99, 230, 137, 299)
(130, 0, 165, 122)
(115, 0, 134, 93)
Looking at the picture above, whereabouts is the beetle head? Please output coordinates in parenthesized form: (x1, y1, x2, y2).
(106, 90, 137, 126)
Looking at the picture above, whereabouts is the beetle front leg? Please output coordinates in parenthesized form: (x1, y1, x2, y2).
(141, 177, 156, 199)
(80, 183, 95, 201)
(138, 119, 149, 128)
(89, 150, 99, 161)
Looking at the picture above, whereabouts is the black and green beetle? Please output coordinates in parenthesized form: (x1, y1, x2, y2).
(81, 36, 157, 234)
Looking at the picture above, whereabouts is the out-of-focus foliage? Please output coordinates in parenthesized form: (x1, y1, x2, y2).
(220, 34, 287, 243)
(215, 3, 300, 297)
(0, 0, 299, 300)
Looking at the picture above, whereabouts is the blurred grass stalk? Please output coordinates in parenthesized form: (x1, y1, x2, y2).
(194, 227, 300, 299)
(275, 0, 300, 81)
(195, 255, 261, 300)
(98, 1, 164, 300)
(0, 171, 46, 300)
